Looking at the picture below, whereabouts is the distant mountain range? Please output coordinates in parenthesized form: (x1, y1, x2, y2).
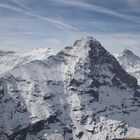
(0, 37, 140, 140)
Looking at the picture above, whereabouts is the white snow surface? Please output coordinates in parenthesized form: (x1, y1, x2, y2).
(0, 47, 54, 74)
(118, 49, 140, 84)
(0, 37, 140, 140)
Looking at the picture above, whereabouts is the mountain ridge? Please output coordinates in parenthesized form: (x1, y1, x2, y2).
(0, 37, 140, 140)
(0, 47, 54, 75)
(118, 49, 140, 85)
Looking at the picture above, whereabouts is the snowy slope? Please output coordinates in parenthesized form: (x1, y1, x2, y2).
(0, 48, 54, 74)
(118, 49, 140, 84)
(0, 37, 140, 140)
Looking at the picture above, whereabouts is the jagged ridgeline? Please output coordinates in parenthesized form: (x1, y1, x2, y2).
(0, 37, 140, 140)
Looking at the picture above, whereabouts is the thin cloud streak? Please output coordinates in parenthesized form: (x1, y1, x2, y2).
(49, 0, 140, 24)
(0, 1, 78, 31)
(25, 12, 78, 31)
(0, 3, 23, 12)
(13, 0, 78, 31)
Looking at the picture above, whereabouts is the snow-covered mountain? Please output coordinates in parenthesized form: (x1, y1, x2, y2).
(118, 49, 140, 84)
(0, 37, 140, 140)
(0, 48, 54, 74)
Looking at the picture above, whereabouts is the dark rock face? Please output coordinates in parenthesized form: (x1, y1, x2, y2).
(0, 37, 140, 140)
(70, 78, 83, 87)
(0, 50, 15, 57)
(0, 86, 4, 98)
(76, 131, 84, 139)
(88, 40, 137, 88)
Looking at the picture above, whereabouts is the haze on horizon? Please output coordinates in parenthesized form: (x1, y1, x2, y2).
(0, 0, 140, 55)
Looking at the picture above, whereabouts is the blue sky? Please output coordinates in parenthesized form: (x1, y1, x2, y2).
(0, 0, 140, 55)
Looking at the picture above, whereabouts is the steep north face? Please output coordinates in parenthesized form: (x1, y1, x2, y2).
(0, 37, 140, 140)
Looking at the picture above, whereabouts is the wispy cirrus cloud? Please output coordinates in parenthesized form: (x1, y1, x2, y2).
(0, 1, 78, 31)
(48, 0, 140, 24)
(0, 0, 140, 55)
(25, 13, 78, 31)
(0, 3, 23, 12)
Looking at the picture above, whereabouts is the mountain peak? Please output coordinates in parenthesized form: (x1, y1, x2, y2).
(29, 47, 54, 55)
(72, 37, 106, 58)
(24, 47, 54, 60)
(119, 49, 140, 61)
(73, 36, 100, 47)
(0, 37, 140, 140)
(57, 37, 107, 62)
(122, 49, 134, 56)
(118, 49, 140, 84)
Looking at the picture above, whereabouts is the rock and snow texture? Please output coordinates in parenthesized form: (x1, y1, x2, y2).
(0, 48, 54, 74)
(0, 37, 140, 140)
(118, 49, 140, 84)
